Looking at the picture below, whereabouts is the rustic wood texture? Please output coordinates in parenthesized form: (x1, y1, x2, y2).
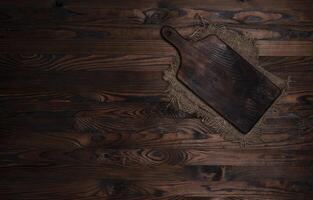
(0, 0, 312, 199)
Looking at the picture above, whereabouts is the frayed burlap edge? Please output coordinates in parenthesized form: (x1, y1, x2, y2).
(163, 14, 286, 147)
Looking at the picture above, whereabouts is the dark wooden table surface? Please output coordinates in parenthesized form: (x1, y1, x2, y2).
(0, 0, 313, 199)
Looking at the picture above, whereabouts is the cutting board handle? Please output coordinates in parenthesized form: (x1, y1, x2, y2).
(161, 26, 186, 50)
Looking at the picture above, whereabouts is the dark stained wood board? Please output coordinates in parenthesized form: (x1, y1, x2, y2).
(161, 26, 281, 133)
(0, 0, 313, 199)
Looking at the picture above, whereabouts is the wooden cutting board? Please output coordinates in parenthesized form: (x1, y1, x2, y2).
(161, 26, 281, 134)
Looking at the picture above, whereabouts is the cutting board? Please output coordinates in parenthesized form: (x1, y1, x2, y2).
(161, 26, 281, 133)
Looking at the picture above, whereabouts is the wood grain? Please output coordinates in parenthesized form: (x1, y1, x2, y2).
(0, 0, 313, 199)
(0, 0, 313, 56)
(1, 39, 312, 56)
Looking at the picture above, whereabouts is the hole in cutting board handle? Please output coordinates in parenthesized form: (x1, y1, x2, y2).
(161, 26, 174, 38)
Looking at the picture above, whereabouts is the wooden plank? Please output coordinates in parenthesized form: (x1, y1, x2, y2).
(0, 70, 167, 99)
(257, 40, 313, 56)
(0, 164, 312, 199)
(0, 39, 313, 56)
(0, 178, 311, 199)
(0, 0, 312, 42)
(1, 24, 312, 41)
(0, 39, 174, 55)
(1, 116, 313, 166)
(2, 145, 313, 166)
(1, 0, 312, 10)
(0, 54, 172, 72)
(58, 0, 313, 10)
(260, 56, 313, 73)
(0, 54, 311, 73)
(0, 6, 312, 39)
(2, 165, 311, 184)
(1, 111, 313, 150)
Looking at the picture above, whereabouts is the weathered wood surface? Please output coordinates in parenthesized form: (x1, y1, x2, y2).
(0, 0, 313, 56)
(0, 0, 313, 199)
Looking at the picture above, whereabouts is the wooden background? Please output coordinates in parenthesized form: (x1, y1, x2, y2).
(0, 0, 313, 199)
